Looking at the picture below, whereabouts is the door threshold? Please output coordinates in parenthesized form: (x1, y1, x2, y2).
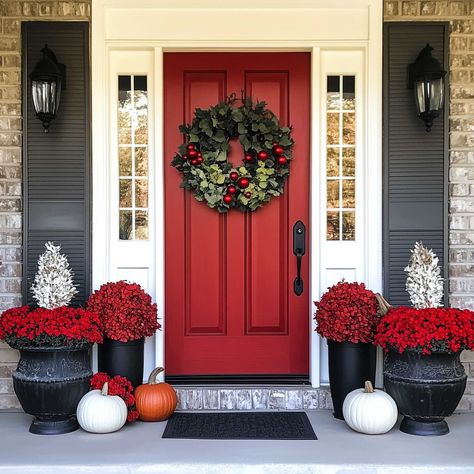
(165, 374, 311, 385)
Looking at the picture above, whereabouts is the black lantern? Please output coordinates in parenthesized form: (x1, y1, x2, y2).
(30, 45, 66, 132)
(407, 44, 446, 132)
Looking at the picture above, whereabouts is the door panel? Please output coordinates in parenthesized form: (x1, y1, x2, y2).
(164, 53, 310, 376)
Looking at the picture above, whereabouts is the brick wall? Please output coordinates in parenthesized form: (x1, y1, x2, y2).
(384, 0, 474, 410)
(0, 0, 90, 409)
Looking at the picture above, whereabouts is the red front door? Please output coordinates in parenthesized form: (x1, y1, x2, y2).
(164, 53, 310, 376)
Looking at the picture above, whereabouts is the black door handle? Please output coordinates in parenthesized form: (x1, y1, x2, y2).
(293, 220, 305, 296)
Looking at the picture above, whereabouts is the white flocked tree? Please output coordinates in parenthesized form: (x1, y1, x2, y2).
(30, 241, 78, 309)
(405, 241, 444, 309)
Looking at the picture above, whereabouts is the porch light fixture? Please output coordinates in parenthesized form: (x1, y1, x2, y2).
(407, 44, 446, 132)
(30, 45, 66, 133)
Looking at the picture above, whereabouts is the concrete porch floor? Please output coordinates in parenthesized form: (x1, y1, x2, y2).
(0, 411, 473, 473)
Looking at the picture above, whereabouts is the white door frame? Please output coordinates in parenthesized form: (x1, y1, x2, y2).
(91, 0, 383, 386)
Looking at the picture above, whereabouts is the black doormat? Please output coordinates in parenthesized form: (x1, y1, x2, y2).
(162, 412, 317, 440)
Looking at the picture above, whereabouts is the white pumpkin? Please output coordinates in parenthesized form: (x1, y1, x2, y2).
(77, 382, 127, 434)
(343, 381, 398, 435)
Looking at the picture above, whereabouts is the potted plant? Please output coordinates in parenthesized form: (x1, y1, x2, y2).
(0, 242, 103, 435)
(314, 281, 381, 419)
(86, 281, 160, 387)
(375, 242, 474, 436)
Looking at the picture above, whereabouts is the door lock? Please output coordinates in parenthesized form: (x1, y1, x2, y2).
(293, 220, 306, 296)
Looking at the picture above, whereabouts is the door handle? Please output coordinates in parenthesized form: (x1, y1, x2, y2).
(293, 220, 305, 296)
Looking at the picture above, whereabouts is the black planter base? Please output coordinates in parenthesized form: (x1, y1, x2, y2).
(328, 340, 376, 420)
(98, 338, 144, 388)
(29, 416, 79, 435)
(400, 417, 449, 436)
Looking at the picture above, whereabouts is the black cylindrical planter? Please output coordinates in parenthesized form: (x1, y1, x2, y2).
(328, 340, 376, 420)
(12, 345, 92, 435)
(384, 349, 466, 436)
(98, 337, 144, 387)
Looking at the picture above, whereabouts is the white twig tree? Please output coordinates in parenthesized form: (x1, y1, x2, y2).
(405, 241, 444, 309)
(30, 242, 78, 309)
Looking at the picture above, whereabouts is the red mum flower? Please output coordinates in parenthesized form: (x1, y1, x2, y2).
(375, 306, 474, 354)
(314, 281, 380, 343)
(86, 281, 160, 342)
(0, 306, 103, 349)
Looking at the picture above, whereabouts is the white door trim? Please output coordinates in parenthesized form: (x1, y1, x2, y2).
(91, 0, 383, 386)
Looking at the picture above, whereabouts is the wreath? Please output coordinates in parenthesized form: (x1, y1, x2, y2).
(171, 95, 294, 212)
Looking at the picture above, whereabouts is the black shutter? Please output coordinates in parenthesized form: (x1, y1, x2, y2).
(383, 22, 449, 306)
(22, 22, 90, 306)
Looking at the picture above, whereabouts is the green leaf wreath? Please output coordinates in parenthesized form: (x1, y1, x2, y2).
(171, 95, 294, 212)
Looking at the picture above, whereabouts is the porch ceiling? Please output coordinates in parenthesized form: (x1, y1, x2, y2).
(0, 411, 473, 473)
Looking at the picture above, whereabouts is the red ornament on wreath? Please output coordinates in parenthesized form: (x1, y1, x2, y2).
(171, 94, 294, 212)
(238, 177, 250, 189)
(273, 145, 284, 156)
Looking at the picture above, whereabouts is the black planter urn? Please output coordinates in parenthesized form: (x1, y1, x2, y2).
(98, 337, 144, 387)
(327, 340, 376, 420)
(12, 345, 92, 435)
(384, 349, 467, 436)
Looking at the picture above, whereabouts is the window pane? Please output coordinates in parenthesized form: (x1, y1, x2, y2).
(120, 179, 132, 207)
(327, 76, 340, 93)
(135, 147, 148, 176)
(326, 148, 339, 177)
(327, 113, 340, 145)
(119, 147, 132, 176)
(327, 180, 340, 208)
(135, 211, 149, 240)
(134, 75, 147, 92)
(119, 75, 131, 92)
(342, 179, 355, 208)
(118, 111, 131, 144)
(343, 76, 355, 110)
(135, 179, 148, 208)
(343, 113, 356, 144)
(342, 211, 355, 240)
(327, 211, 340, 241)
(134, 112, 148, 145)
(119, 210, 133, 240)
(342, 148, 355, 177)
(327, 76, 340, 110)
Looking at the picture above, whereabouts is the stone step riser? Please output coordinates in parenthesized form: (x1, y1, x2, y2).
(175, 387, 333, 411)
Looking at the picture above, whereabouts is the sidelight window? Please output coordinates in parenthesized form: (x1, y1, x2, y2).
(326, 75, 356, 241)
(118, 75, 149, 240)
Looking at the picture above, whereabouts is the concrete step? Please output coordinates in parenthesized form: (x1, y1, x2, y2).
(0, 378, 14, 394)
(0, 411, 473, 473)
(0, 363, 16, 378)
(0, 394, 20, 410)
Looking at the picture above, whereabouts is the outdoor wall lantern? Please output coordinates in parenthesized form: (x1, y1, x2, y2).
(30, 45, 66, 133)
(407, 44, 446, 132)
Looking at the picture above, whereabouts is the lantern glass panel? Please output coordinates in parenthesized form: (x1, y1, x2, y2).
(429, 77, 444, 112)
(31, 79, 61, 115)
(415, 77, 443, 115)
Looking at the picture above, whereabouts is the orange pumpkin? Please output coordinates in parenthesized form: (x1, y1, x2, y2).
(135, 367, 177, 422)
